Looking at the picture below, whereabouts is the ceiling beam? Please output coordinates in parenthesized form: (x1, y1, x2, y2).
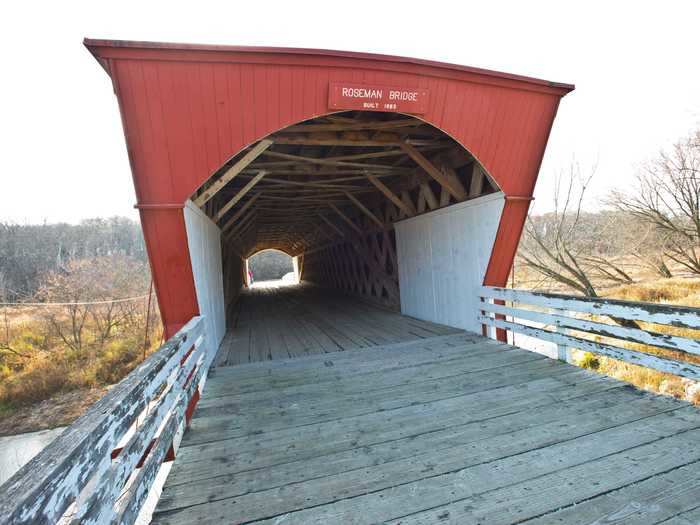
(280, 118, 421, 133)
(261, 150, 403, 170)
(214, 170, 267, 223)
(194, 139, 273, 207)
(268, 137, 440, 147)
(238, 175, 369, 190)
(400, 142, 467, 201)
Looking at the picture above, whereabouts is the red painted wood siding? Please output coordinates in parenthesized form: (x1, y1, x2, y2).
(86, 41, 572, 335)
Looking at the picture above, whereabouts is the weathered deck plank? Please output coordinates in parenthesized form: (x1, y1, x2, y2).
(153, 286, 700, 525)
(213, 284, 460, 365)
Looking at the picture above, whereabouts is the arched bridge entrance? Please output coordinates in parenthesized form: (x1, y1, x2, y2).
(82, 39, 572, 345)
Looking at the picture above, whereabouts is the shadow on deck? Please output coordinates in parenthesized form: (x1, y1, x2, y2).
(151, 285, 700, 524)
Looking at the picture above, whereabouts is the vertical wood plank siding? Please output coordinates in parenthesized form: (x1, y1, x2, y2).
(87, 41, 572, 335)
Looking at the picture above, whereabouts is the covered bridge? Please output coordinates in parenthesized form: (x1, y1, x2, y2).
(2, 40, 700, 525)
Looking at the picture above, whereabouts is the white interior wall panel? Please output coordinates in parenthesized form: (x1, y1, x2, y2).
(395, 192, 505, 332)
(184, 200, 226, 354)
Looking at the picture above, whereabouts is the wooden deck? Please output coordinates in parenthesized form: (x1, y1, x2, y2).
(152, 285, 700, 524)
(214, 283, 461, 365)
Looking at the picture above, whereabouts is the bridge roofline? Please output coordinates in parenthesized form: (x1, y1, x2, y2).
(83, 38, 575, 95)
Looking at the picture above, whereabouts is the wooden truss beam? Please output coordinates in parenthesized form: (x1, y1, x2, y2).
(214, 170, 267, 223)
(194, 139, 273, 207)
(226, 210, 256, 240)
(280, 119, 421, 133)
(269, 137, 439, 147)
(469, 163, 485, 197)
(220, 192, 261, 232)
(261, 150, 402, 170)
(345, 192, 384, 229)
(317, 213, 346, 238)
(399, 142, 467, 201)
(365, 173, 415, 217)
(329, 203, 363, 235)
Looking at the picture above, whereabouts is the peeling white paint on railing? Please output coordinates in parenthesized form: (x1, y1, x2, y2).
(0, 316, 210, 525)
(480, 286, 700, 381)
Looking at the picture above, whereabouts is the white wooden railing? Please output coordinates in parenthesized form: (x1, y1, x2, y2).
(480, 286, 700, 381)
(0, 316, 209, 525)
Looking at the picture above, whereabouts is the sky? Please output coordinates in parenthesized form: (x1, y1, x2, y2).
(1, 1, 698, 223)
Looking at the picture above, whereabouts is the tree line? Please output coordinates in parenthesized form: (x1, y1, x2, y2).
(0, 217, 146, 302)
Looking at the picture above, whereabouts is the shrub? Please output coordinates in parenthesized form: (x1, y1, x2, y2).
(576, 352, 600, 370)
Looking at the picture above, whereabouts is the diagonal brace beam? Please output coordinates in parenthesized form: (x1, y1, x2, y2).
(317, 212, 346, 238)
(194, 139, 273, 207)
(365, 173, 415, 217)
(220, 192, 262, 232)
(214, 170, 267, 222)
(400, 141, 466, 201)
(344, 192, 384, 229)
(329, 203, 363, 235)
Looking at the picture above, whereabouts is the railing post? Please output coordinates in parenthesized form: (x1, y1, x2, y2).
(480, 296, 489, 338)
(494, 298, 508, 342)
(553, 307, 574, 364)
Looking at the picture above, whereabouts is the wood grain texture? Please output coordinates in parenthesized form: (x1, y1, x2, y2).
(148, 288, 699, 525)
(480, 286, 700, 380)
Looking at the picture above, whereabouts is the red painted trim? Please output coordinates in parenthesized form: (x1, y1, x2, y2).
(179, 344, 195, 366)
(483, 200, 531, 287)
(110, 437, 157, 467)
(84, 38, 574, 93)
(135, 439, 156, 469)
(494, 299, 508, 342)
(504, 196, 535, 202)
(135, 203, 186, 209)
(138, 208, 199, 339)
(183, 363, 198, 388)
(185, 389, 200, 426)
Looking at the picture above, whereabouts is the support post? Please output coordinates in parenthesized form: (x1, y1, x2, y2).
(554, 308, 574, 363)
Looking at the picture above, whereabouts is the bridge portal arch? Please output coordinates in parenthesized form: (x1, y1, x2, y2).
(85, 39, 573, 339)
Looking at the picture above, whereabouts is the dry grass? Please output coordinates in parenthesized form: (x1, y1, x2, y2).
(0, 325, 160, 413)
(0, 257, 161, 419)
(513, 253, 700, 404)
(0, 256, 162, 434)
(606, 277, 700, 306)
(565, 277, 700, 404)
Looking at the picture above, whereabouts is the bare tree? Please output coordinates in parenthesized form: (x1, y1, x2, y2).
(630, 223, 674, 278)
(0, 308, 29, 359)
(36, 256, 150, 358)
(520, 163, 600, 296)
(609, 129, 700, 274)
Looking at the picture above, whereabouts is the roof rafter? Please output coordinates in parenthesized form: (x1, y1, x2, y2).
(194, 139, 272, 207)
